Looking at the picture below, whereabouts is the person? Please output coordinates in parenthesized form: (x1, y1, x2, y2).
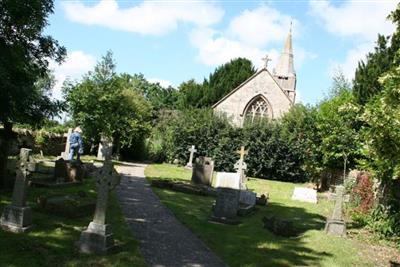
(68, 127, 84, 160)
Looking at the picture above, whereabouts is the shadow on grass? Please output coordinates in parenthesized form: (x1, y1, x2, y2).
(154, 188, 333, 267)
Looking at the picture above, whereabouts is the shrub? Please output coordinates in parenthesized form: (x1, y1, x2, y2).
(351, 172, 374, 213)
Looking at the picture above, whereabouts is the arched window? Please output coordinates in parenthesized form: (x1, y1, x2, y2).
(243, 95, 272, 124)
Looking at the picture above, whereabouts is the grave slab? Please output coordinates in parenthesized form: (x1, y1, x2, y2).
(291, 187, 318, 203)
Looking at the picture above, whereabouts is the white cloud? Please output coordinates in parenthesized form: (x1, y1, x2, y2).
(227, 5, 295, 47)
(50, 51, 96, 100)
(328, 42, 371, 80)
(309, 0, 397, 41)
(189, 5, 315, 69)
(148, 78, 174, 88)
(63, 0, 224, 36)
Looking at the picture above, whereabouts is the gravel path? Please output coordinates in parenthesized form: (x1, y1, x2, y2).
(116, 162, 227, 267)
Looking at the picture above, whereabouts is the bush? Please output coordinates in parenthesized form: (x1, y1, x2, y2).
(351, 172, 375, 213)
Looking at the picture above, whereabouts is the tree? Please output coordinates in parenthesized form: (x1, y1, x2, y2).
(353, 3, 400, 104)
(201, 58, 255, 106)
(176, 79, 204, 109)
(64, 52, 152, 157)
(0, 0, 66, 189)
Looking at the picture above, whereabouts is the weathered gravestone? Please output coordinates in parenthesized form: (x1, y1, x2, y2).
(214, 172, 241, 189)
(234, 146, 248, 189)
(291, 187, 318, 203)
(210, 187, 240, 224)
(60, 128, 73, 160)
(54, 158, 85, 183)
(325, 185, 346, 236)
(97, 136, 113, 161)
(237, 190, 257, 216)
(191, 156, 214, 186)
(1, 148, 36, 232)
(76, 160, 120, 253)
(185, 145, 197, 168)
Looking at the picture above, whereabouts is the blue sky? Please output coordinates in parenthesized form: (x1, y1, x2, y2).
(47, 0, 398, 105)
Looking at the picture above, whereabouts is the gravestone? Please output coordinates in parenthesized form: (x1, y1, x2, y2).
(239, 190, 256, 206)
(1, 148, 36, 233)
(325, 185, 346, 236)
(234, 146, 248, 189)
(97, 136, 113, 161)
(191, 156, 214, 186)
(60, 128, 73, 160)
(185, 145, 197, 168)
(54, 158, 85, 183)
(291, 187, 318, 203)
(210, 187, 240, 224)
(76, 160, 121, 253)
(214, 172, 241, 189)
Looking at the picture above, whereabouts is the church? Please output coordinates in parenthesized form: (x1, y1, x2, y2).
(212, 28, 296, 127)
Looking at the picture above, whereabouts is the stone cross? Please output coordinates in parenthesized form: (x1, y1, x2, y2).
(77, 159, 121, 253)
(261, 55, 272, 68)
(186, 145, 197, 168)
(1, 148, 35, 232)
(325, 185, 346, 236)
(92, 160, 120, 225)
(61, 128, 73, 160)
(235, 146, 248, 187)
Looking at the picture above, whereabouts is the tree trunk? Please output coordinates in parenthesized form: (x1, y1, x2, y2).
(0, 121, 13, 190)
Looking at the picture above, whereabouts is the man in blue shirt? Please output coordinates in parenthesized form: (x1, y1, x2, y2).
(68, 127, 84, 160)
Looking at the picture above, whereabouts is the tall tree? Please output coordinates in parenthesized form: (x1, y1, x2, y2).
(64, 52, 152, 157)
(201, 58, 256, 107)
(353, 3, 400, 104)
(0, 0, 66, 189)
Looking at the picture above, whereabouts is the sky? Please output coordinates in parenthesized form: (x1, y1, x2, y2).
(47, 0, 398, 105)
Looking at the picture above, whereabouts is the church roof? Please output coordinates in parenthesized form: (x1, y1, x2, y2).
(212, 67, 292, 109)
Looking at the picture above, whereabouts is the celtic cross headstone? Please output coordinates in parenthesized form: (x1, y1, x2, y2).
(1, 148, 36, 233)
(76, 159, 121, 253)
(186, 145, 197, 168)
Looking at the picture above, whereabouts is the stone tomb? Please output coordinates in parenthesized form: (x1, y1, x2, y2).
(210, 187, 240, 224)
(214, 172, 241, 190)
(1, 148, 36, 233)
(291, 187, 318, 203)
(325, 185, 346, 236)
(76, 160, 121, 253)
(191, 156, 214, 186)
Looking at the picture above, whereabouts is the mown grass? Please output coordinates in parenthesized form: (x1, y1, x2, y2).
(145, 163, 378, 267)
(0, 157, 146, 267)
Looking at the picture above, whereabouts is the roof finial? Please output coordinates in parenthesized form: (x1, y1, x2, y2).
(261, 54, 272, 68)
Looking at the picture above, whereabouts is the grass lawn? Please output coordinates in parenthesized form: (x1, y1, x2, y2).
(145, 163, 394, 267)
(0, 157, 146, 267)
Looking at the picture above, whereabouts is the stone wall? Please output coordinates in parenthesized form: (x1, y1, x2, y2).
(213, 69, 293, 127)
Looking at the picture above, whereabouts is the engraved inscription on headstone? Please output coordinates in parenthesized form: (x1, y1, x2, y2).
(325, 185, 346, 236)
(185, 145, 197, 168)
(76, 160, 121, 253)
(1, 148, 35, 233)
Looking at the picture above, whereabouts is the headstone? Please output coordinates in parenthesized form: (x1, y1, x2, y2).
(234, 146, 248, 189)
(60, 128, 73, 160)
(1, 148, 36, 233)
(76, 160, 121, 253)
(210, 187, 240, 224)
(214, 172, 241, 190)
(97, 136, 113, 161)
(239, 190, 256, 206)
(185, 145, 197, 168)
(325, 185, 346, 236)
(191, 156, 214, 186)
(291, 187, 318, 203)
(54, 158, 85, 183)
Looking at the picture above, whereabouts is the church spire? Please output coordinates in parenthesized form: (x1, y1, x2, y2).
(273, 23, 295, 77)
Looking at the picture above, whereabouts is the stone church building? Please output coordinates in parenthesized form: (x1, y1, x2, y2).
(212, 29, 296, 127)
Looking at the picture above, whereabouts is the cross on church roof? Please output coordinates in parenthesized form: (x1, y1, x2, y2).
(237, 146, 248, 161)
(261, 55, 272, 68)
